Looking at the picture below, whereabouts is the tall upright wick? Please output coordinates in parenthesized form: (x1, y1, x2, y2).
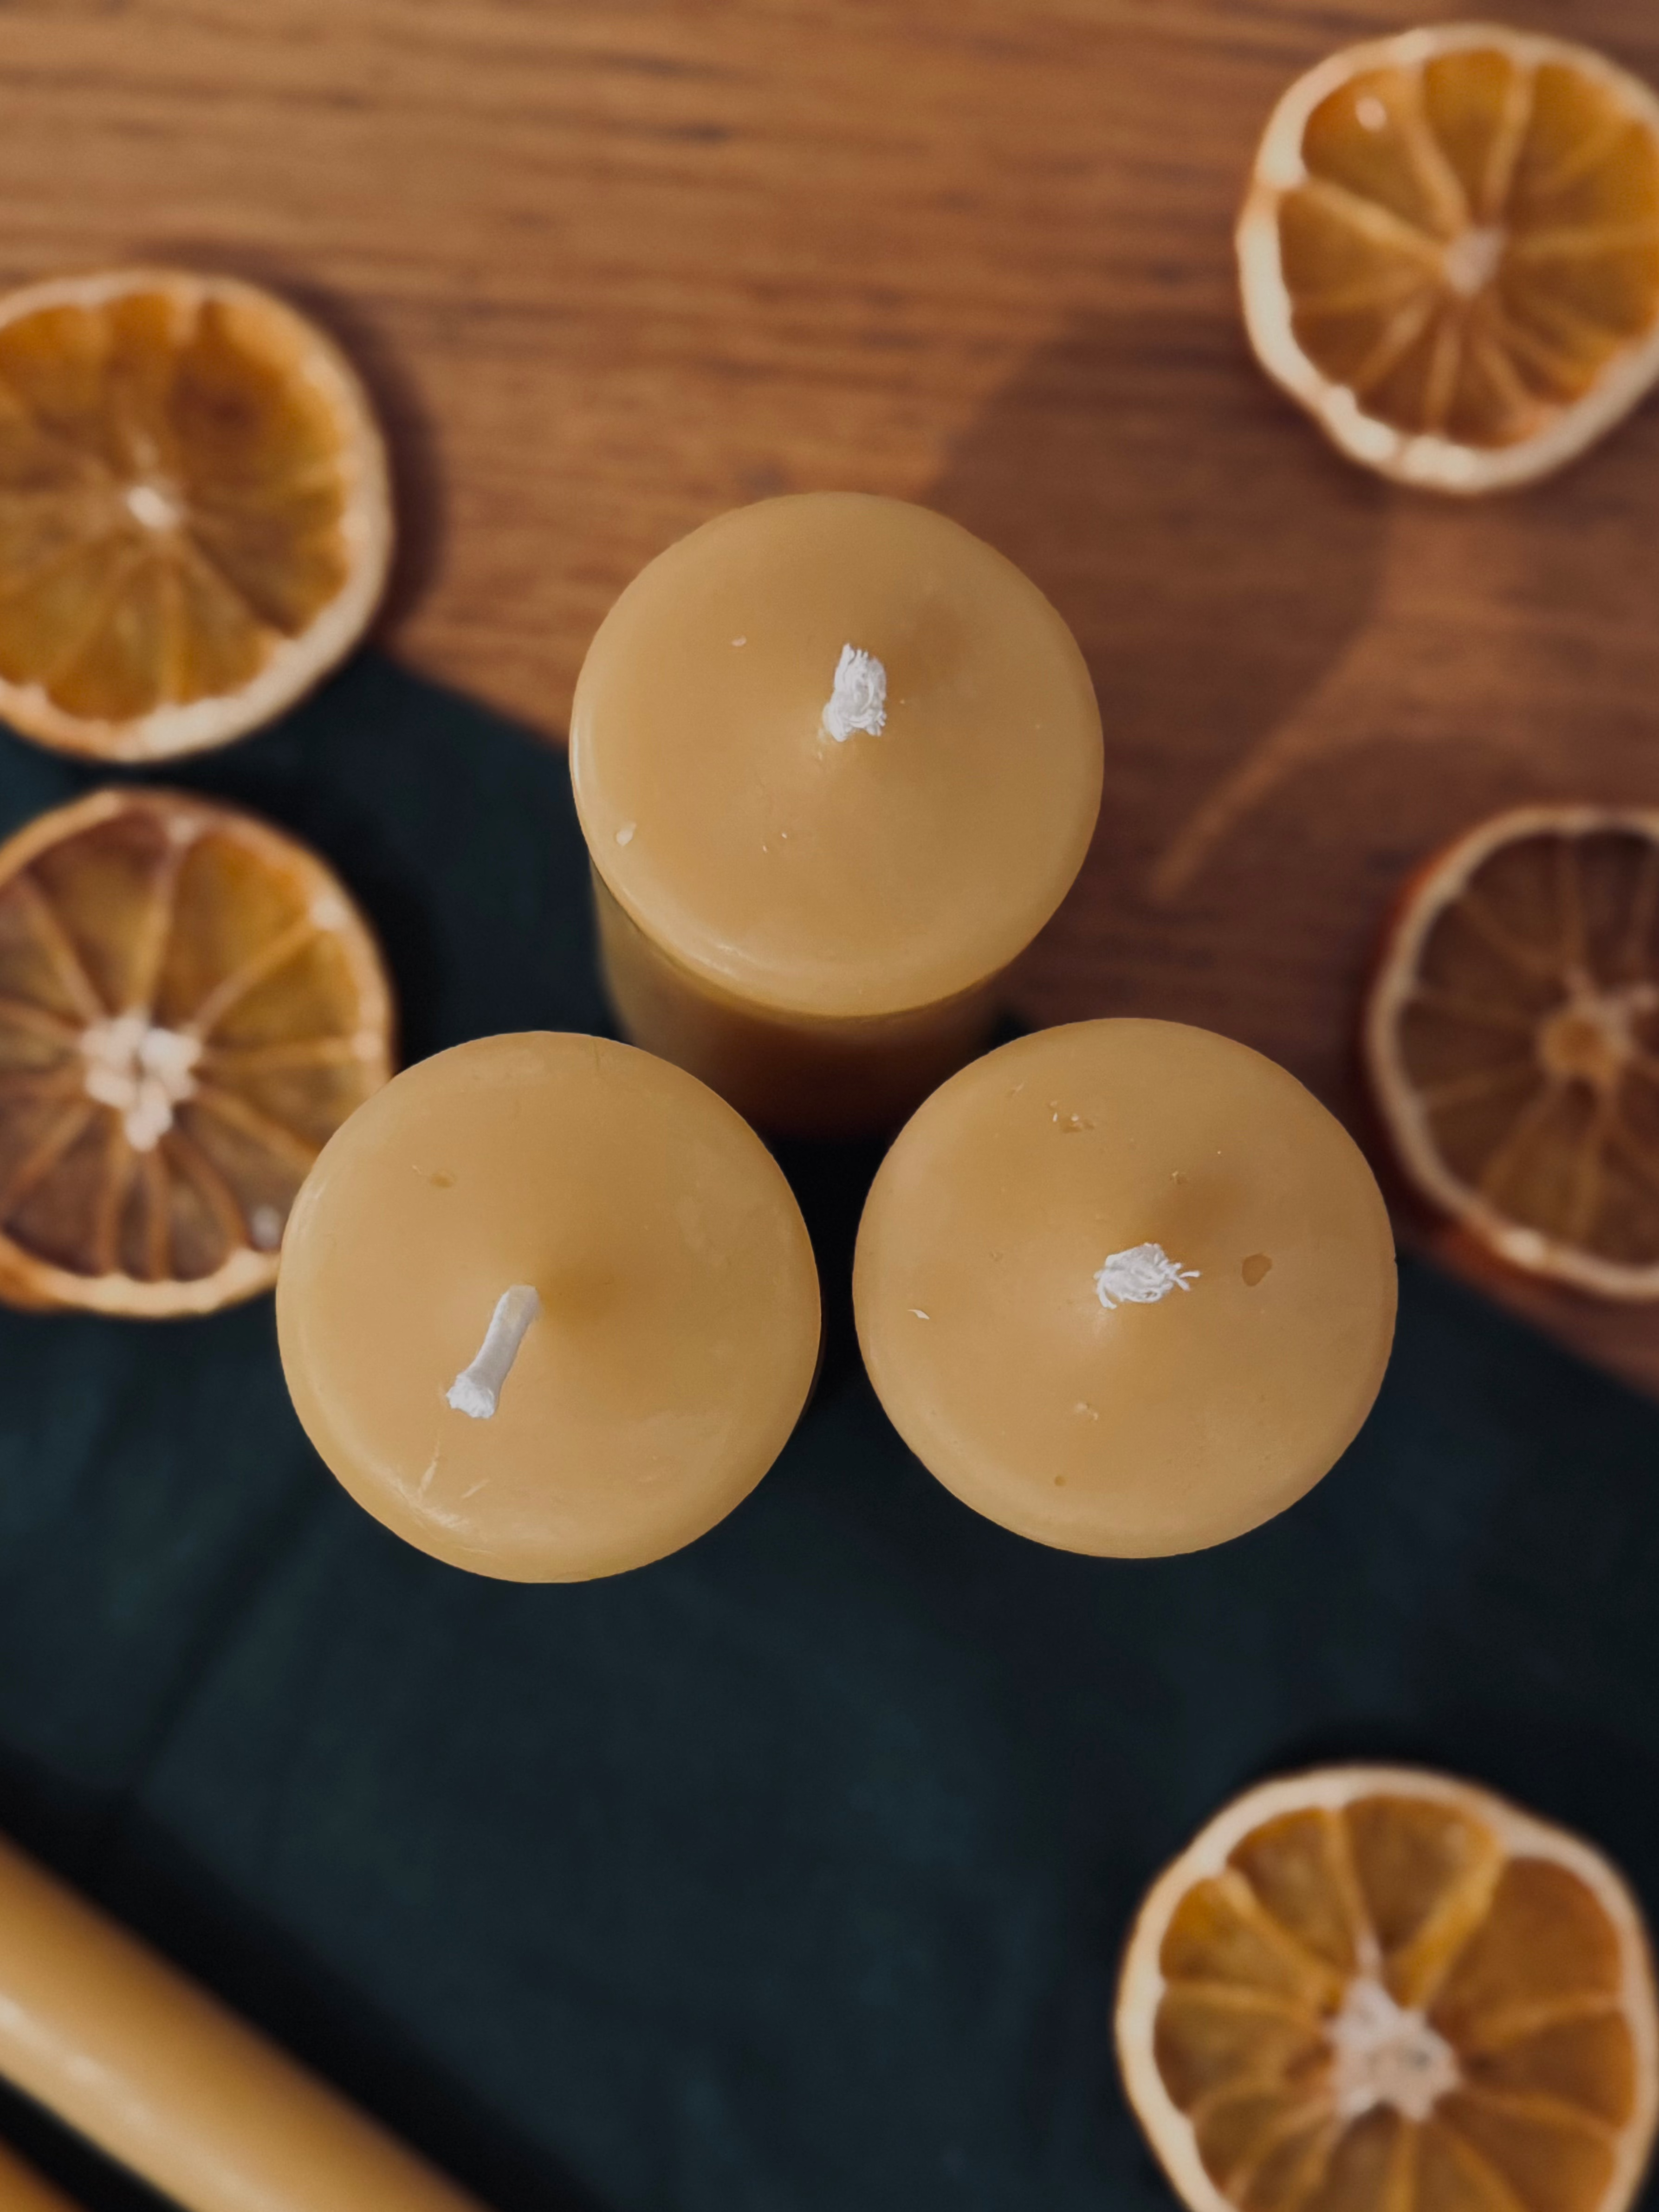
(447, 1285, 541, 1419)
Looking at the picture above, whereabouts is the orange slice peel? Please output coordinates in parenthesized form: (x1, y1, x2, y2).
(1239, 25, 1659, 490)
(1118, 1765, 1659, 2212)
(0, 786, 393, 1316)
(1366, 805, 1659, 1300)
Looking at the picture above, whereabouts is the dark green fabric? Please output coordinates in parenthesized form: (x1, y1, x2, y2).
(1, 657, 1659, 2212)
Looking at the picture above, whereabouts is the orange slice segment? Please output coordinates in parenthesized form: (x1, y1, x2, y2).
(1118, 1767, 1658, 2212)
(1239, 26, 1659, 489)
(0, 269, 390, 759)
(0, 787, 392, 1315)
(1365, 806, 1659, 1300)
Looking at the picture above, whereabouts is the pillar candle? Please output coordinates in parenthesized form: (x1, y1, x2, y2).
(854, 1021, 1396, 1556)
(570, 494, 1103, 1137)
(0, 2140, 81, 2212)
(278, 1033, 820, 1580)
(0, 1833, 487, 2212)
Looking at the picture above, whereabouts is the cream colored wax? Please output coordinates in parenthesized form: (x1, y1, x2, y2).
(854, 1022, 1397, 1556)
(278, 1033, 820, 1580)
(570, 494, 1103, 1137)
(0, 1834, 488, 2212)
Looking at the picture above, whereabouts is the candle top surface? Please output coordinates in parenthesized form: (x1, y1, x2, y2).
(854, 1021, 1397, 1558)
(278, 1033, 821, 1582)
(571, 494, 1103, 1019)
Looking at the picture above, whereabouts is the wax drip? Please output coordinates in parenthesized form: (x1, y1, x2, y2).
(821, 644, 888, 742)
(447, 1285, 541, 1419)
(1095, 1243, 1199, 1310)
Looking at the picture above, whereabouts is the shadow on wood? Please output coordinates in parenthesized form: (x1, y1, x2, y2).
(927, 306, 1389, 1075)
(931, 304, 1659, 1393)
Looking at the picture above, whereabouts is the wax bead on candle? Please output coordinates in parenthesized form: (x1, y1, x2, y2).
(278, 1033, 820, 1581)
(853, 1021, 1397, 1557)
(0, 1833, 486, 2212)
(571, 493, 1104, 1137)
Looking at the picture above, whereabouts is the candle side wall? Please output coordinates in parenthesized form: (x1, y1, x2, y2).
(594, 872, 1000, 1138)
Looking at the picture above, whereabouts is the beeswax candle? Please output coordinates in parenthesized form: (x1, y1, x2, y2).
(279, 1033, 820, 1580)
(571, 494, 1103, 1136)
(854, 1021, 1396, 1556)
(0, 1834, 487, 2212)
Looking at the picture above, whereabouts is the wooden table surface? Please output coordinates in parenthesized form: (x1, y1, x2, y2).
(8, 0, 1659, 1391)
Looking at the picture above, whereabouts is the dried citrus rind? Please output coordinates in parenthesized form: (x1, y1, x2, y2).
(0, 268, 391, 758)
(1239, 25, 1659, 490)
(1366, 806, 1659, 1300)
(1118, 1766, 1659, 2212)
(0, 787, 392, 1316)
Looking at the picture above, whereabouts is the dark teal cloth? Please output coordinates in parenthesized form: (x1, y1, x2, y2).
(1, 659, 1659, 2212)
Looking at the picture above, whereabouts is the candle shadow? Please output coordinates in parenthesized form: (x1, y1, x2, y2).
(922, 304, 1390, 1063)
(770, 1133, 889, 1397)
(0, 2076, 171, 2212)
(771, 1015, 1029, 1397)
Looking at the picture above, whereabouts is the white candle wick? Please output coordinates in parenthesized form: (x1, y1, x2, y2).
(821, 643, 887, 742)
(446, 1285, 541, 1419)
(1095, 1243, 1199, 1310)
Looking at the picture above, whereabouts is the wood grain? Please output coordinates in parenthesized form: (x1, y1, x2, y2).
(5, 0, 1659, 1387)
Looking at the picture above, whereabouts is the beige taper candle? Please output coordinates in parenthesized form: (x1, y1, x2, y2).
(0, 1834, 489, 2212)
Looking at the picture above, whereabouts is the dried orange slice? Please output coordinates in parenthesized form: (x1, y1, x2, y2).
(1239, 26, 1659, 490)
(0, 787, 392, 1316)
(1366, 806, 1659, 1300)
(1118, 1766, 1659, 2212)
(0, 268, 390, 759)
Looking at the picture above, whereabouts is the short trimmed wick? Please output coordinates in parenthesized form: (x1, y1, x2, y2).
(447, 1285, 541, 1420)
(821, 643, 887, 742)
(1095, 1243, 1199, 1310)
